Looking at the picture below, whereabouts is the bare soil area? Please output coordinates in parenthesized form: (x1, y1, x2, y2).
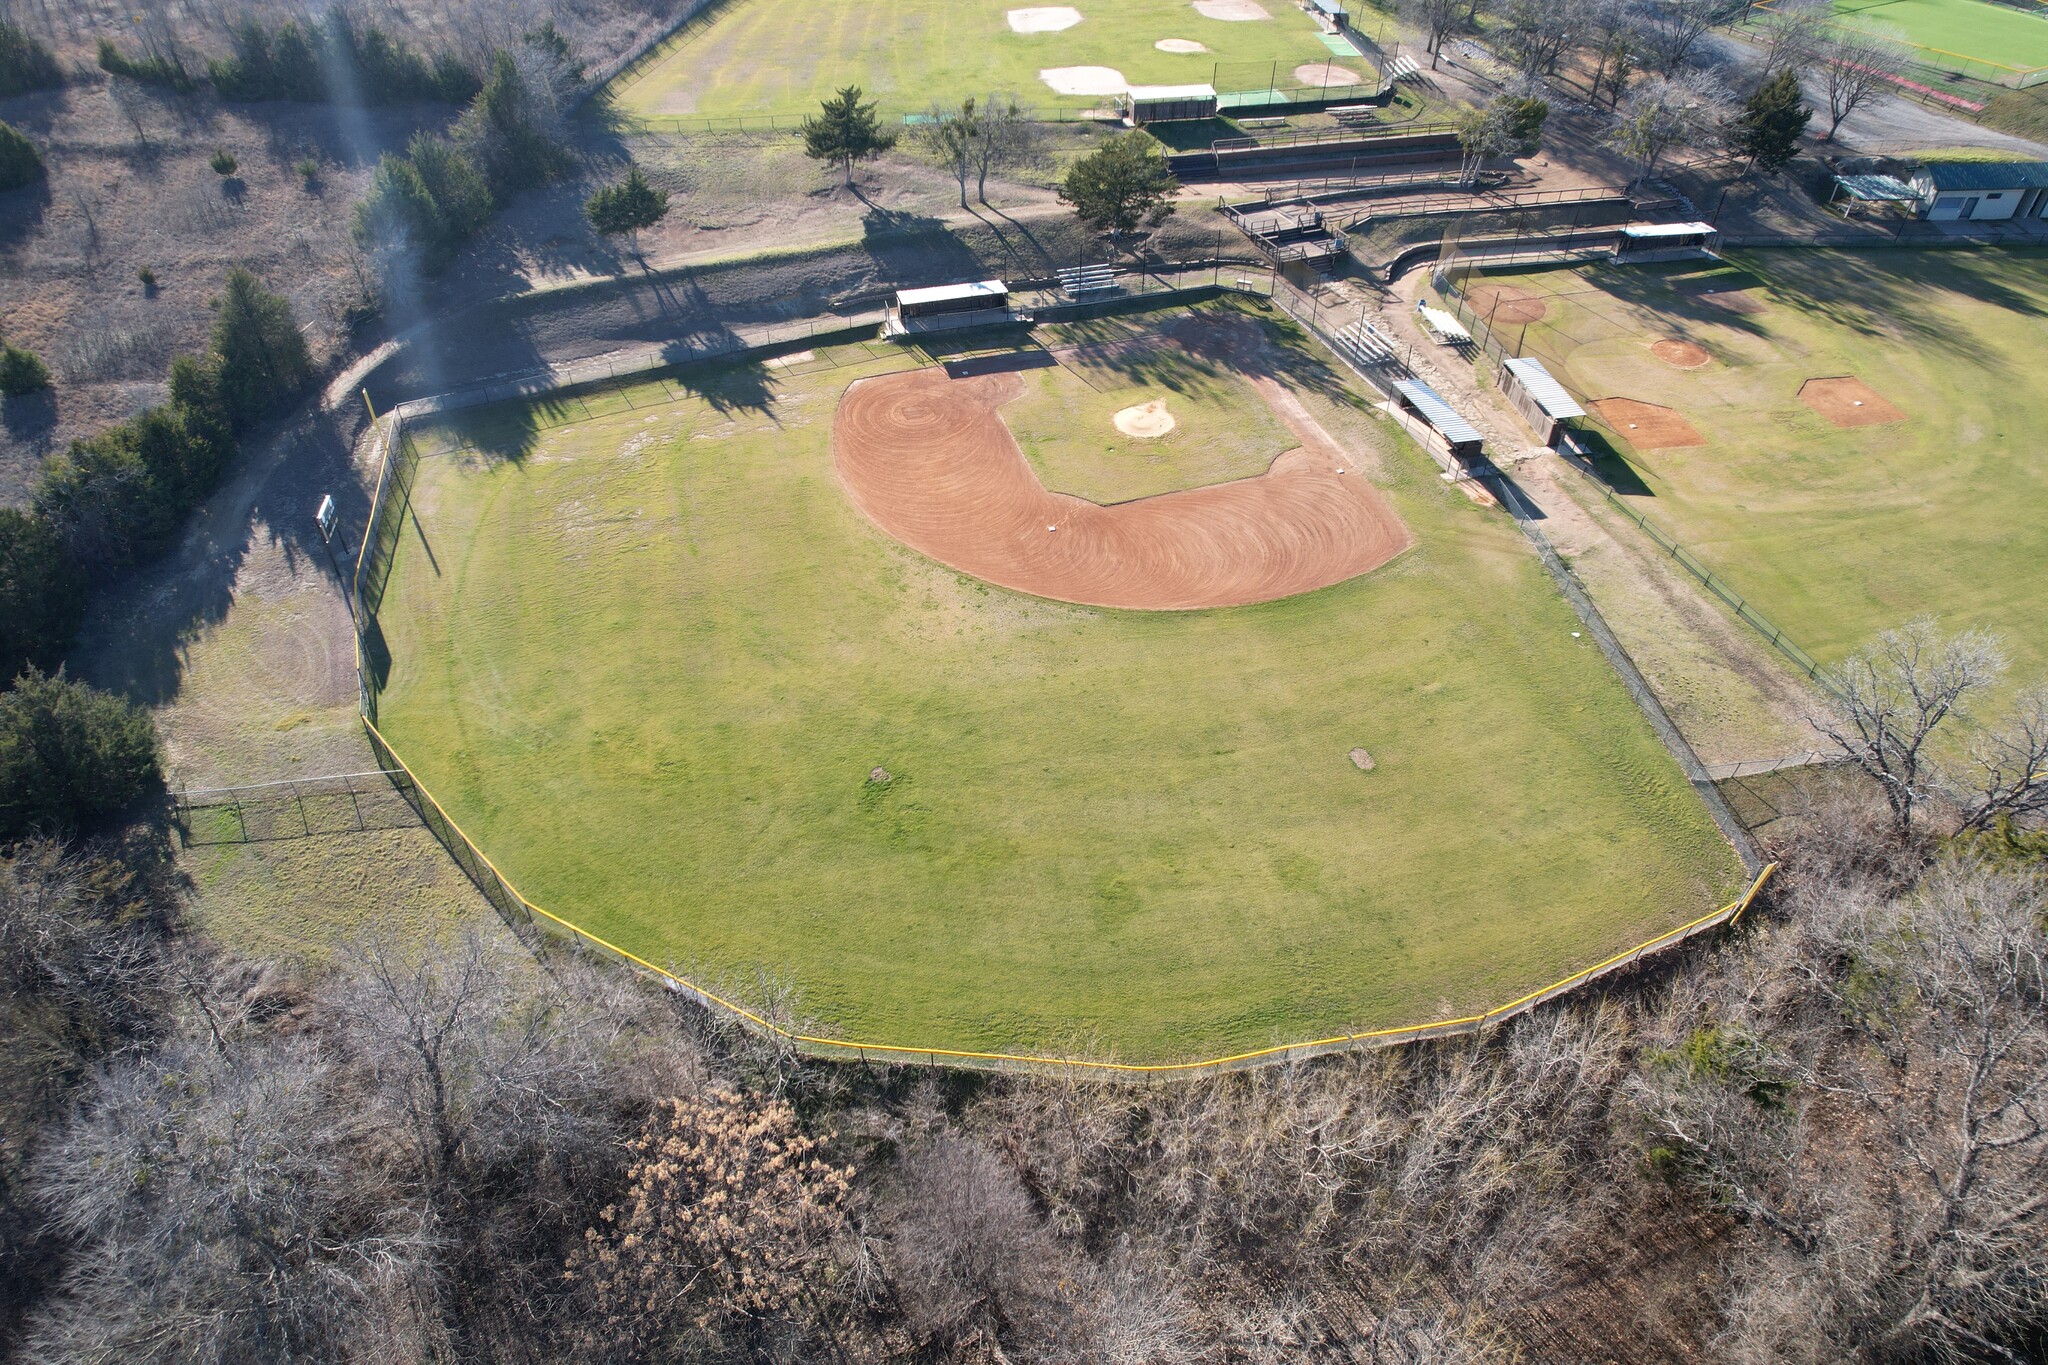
(1799, 376, 1905, 428)
(833, 365, 1410, 610)
(1591, 398, 1706, 449)
(1651, 339, 1711, 369)
(1465, 283, 1548, 325)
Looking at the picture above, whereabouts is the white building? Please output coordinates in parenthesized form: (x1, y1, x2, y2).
(1909, 161, 2048, 222)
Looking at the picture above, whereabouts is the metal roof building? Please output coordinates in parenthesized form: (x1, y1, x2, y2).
(1391, 378, 1484, 462)
(1909, 161, 2048, 222)
(895, 280, 1009, 312)
(1499, 357, 1584, 447)
(1123, 84, 1219, 126)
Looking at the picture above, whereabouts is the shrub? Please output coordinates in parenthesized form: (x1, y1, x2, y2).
(353, 136, 494, 273)
(585, 167, 669, 245)
(0, 121, 45, 192)
(0, 511, 84, 684)
(209, 269, 312, 430)
(137, 266, 157, 292)
(209, 148, 237, 176)
(0, 670, 161, 838)
(0, 344, 49, 395)
(95, 39, 196, 93)
(295, 157, 321, 188)
(0, 21, 62, 97)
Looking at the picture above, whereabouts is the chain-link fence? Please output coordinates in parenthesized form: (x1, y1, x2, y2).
(175, 770, 420, 845)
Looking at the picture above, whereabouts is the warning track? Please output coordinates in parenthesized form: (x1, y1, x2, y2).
(833, 367, 1411, 610)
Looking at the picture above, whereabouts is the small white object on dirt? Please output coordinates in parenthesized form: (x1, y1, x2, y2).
(1008, 6, 1083, 32)
(1112, 398, 1176, 438)
(1039, 64, 1126, 95)
(1853, 400, 1864, 406)
(1156, 37, 1208, 52)
(1048, 524, 1058, 531)
(1193, 0, 1270, 18)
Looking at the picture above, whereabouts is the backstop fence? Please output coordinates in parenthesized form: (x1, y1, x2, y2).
(347, 265, 1779, 1076)
(1431, 259, 1842, 699)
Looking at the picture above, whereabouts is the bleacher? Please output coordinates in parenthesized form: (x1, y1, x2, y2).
(1056, 264, 1119, 298)
(1329, 320, 1399, 370)
(1383, 55, 1420, 83)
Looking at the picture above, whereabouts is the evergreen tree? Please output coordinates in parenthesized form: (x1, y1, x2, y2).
(208, 269, 312, 431)
(1731, 67, 1810, 174)
(0, 343, 49, 395)
(799, 86, 898, 188)
(0, 670, 162, 837)
(0, 121, 44, 192)
(0, 21, 62, 96)
(0, 511, 83, 684)
(1056, 131, 1180, 257)
(585, 167, 670, 251)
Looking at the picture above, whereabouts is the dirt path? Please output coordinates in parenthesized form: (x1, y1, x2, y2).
(833, 364, 1411, 611)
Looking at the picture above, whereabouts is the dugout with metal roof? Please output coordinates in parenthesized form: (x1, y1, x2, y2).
(886, 281, 1018, 339)
(1391, 378, 1484, 464)
(1123, 84, 1219, 125)
(1828, 173, 1920, 219)
(1499, 357, 1584, 447)
(1614, 221, 1718, 259)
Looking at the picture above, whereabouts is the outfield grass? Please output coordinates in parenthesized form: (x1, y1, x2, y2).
(1471, 248, 2048, 682)
(1828, 0, 2048, 73)
(372, 301, 1741, 1062)
(613, 0, 1349, 120)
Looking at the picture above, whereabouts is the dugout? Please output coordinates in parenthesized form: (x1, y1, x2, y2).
(1498, 357, 1585, 448)
(887, 280, 1017, 337)
(1308, 0, 1350, 30)
(1613, 220, 1718, 261)
(1123, 84, 1219, 126)
(1391, 378, 1484, 467)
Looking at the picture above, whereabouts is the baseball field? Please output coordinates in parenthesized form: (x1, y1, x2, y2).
(1458, 247, 2048, 682)
(369, 297, 1742, 1062)
(612, 0, 1362, 120)
(1826, 0, 2048, 75)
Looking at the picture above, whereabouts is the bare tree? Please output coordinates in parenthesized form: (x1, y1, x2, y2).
(1494, 0, 1584, 79)
(1580, 0, 1645, 106)
(1814, 22, 1909, 140)
(1408, 0, 1470, 69)
(1809, 620, 2005, 840)
(1958, 685, 2048, 833)
(913, 97, 980, 208)
(1636, 0, 1746, 74)
(885, 1128, 1060, 1346)
(1749, 0, 1832, 75)
(973, 93, 1046, 204)
(1604, 68, 1731, 184)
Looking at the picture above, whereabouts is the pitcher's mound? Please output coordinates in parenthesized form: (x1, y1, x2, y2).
(1465, 284, 1546, 325)
(1799, 376, 1905, 428)
(1009, 6, 1082, 32)
(1651, 339, 1711, 369)
(1113, 399, 1176, 438)
(1193, 0, 1270, 18)
(1591, 398, 1705, 449)
(1296, 63, 1361, 84)
(1156, 37, 1208, 51)
(1040, 64, 1126, 95)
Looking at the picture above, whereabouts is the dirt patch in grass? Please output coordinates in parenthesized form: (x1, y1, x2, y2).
(1039, 64, 1127, 95)
(1157, 38, 1209, 52)
(1465, 284, 1548, 325)
(1008, 6, 1083, 32)
(1193, 0, 1271, 18)
(1295, 63, 1361, 85)
(1799, 376, 1905, 428)
(1112, 398, 1176, 437)
(1651, 339, 1712, 369)
(1591, 398, 1706, 449)
(1349, 747, 1375, 770)
(1691, 287, 1765, 314)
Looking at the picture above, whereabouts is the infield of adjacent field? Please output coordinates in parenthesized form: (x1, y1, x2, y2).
(613, 0, 1338, 119)
(1476, 248, 2048, 679)
(373, 301, 1740, 1061)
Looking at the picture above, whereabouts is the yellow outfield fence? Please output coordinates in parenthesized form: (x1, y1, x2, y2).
(360, 712, 1775, 1077)
(349, 319, 1778, 1079)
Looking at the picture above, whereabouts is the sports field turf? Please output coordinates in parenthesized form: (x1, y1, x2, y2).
(1828, 0, 2048, 74)
(372, 300, 1742, 1062)
(613, 0, 1351, 120)
(1466, 248, 2048, 682)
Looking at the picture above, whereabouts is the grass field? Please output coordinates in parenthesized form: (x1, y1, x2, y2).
(1827, 0, 2048, 74)
(371, 300, 1742, 1061)
(1465, 248, 2048, 683)
(613, 0, 1354, 120)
